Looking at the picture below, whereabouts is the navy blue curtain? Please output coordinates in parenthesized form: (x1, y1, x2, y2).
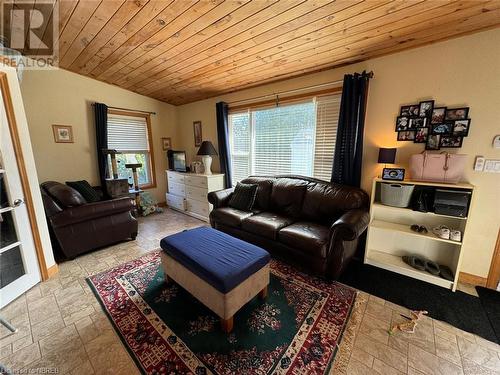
(94, 103, 108, 187)
(331, 72, 370, 187)
(216, 102, 232, 188)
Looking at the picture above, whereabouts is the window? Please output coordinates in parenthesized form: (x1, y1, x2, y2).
(107, 111, 156, 188)
(228, 93, 341, 185)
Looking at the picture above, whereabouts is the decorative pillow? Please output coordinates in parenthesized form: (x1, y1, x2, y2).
(66, 180, 101, 203)
(228, 182, 258, 211)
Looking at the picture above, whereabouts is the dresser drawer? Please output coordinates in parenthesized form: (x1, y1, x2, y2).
(167, 172, 185, 185)
(186, 185, 208, 202)
(168, 181, 185, 197)
(166, 193, 186, 211)
(184, 175, 208, 189)
(186, 199, 209, 217)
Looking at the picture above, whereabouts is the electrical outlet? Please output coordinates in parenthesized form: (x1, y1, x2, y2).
(474, 156, 485, 171)
(484, 159, 500, 173)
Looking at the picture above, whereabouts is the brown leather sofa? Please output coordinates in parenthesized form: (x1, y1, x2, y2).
(41, 181, 138, 259)
(208, 175, 370, 279)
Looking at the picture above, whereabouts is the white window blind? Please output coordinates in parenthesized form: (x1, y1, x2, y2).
(107, 113, 149, 152)
(229, 92, 341, 185)
(313, 94, 341, 181)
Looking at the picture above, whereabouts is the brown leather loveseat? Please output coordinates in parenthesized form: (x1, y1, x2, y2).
(208, 175, 370, 279)
(41, 181, 138, 259)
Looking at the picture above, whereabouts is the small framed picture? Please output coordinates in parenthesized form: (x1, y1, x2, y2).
(193, 121, 202, 147)
(52, 125, 73, 143)
(408, 105, 420, 117)
(397, 130, 415, 141)
(440, 135, 463, 148)
(431, 107, 446, 124)
(161, 137, 172, 151)
(409, 117, 427, 129)
(419, 100, 434, 118)
(445, 107, 469, 121)
(414, 127, 429, 143)
(426, 134, 441, 150)
(400, 106, 411, 116)
(452, 119, 470, 136)
(382, 168, 405, 181)
(395, 116, 410, 131)
(430, 123, 453, 135)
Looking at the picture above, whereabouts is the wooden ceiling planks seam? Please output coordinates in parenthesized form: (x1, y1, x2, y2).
(19, 0, 500, 105)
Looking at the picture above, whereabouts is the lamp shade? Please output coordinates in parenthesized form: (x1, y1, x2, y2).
(197, 141, 218, 156)
(378, 148, 396, 164)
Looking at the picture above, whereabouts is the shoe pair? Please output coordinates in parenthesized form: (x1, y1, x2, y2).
(433, 226, 461, 242)
(410, 224, 428, 233)
(402, 255, 454, 281)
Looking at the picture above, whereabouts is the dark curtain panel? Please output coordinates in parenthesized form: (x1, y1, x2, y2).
(94, 102, 108, 186)
(331, 71, 370, 187)
(216, 102, 232, 188)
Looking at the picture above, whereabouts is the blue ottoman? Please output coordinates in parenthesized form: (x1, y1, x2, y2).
(160, 227, 270, 332)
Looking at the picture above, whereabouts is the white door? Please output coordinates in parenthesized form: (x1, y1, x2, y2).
(0, 86, 40, 308)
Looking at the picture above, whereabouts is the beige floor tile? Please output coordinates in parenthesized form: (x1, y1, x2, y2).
(2, 342, 40, 371)
(372, 358, 406, 375)
(461, 357, 500, 375)
(365, 299, 394, 322)
(457, 336, 500, 372)
(0, 343, 12, 359)
(31, 313, 65, 342)
(436, 335, 461, 366)
(347, 357, 374, 375)
(359, 313, 391, 345)
(38, 325, 81, 356)
(70, 359, 95, 375)
(0, 313, 31, 347)
(351, 347, 375, 368)
(355, 333, 407, 372)
(408, 343, 463, 375)
(11, 334, 33, 352)
(0, 296, 27, 320)
(27, 344, 89, 374)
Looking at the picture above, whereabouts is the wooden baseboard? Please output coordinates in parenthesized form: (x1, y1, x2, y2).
(47, 264, 59, 279)
(158, 201, 167, 207)
(458, 272, 487, 287)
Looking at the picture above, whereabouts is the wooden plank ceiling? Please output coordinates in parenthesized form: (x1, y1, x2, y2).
(37, 1, 500, 104)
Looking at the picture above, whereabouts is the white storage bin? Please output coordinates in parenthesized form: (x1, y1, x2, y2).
(380, 183, 415, 208)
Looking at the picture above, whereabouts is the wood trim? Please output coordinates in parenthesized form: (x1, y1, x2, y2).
(0, 73, 49, 280)
(458, 272, 487, 287)
(47, 264, 59, 279)
(107, 109, 157, 189)
(228, 87, 343, 112)
(486, 229, 500, 289)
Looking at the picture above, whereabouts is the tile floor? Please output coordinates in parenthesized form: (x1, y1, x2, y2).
(1, 209, 499, 374)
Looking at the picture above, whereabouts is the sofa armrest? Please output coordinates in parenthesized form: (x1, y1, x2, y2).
(50, 197, 134, 228)
(329, 209, 370, 241)
(208, 188, 234, 209)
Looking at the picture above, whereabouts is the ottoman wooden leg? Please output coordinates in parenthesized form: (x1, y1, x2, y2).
(221, 316, 234, 333)
(258, 286, 268, 299)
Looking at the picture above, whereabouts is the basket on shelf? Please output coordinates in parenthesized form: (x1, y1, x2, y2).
(380, 183, 415, 208)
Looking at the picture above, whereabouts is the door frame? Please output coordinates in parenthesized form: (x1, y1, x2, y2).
(0, 72, 49, 280)
(486, 229, 500, 289)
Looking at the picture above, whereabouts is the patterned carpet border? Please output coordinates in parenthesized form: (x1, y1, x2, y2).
(86, 250, 360, 374)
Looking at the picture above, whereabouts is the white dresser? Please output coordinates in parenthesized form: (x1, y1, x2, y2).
(165, 170, 225, 222)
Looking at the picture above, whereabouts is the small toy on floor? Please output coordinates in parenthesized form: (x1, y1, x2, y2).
(389, 310, 428, 335)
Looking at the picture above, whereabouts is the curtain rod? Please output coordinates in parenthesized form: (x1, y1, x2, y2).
(227, 71, 374, 107)
(91, 103, 156, 115)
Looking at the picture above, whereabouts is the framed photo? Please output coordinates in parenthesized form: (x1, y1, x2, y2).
(430, 122, 452, 135)
(397, 130, 415, 141)
(440, 135, 463, 148)
(161, 137, 172, 151)
(431, 107, 446, 124)
(426, 134, 441, 150)
(400, 106, 411, 116)
(395, 116, 410, 131)
(52, 125, 73, 143)
(419, 100, 434, 118)
(193, 121, 202, 147)
(452, 119, 470, 136)
(382, 168, 405, 181)
(408, 104, 420, 117)
(414, 127, 429, 143)
(409, 117, 427, 129)
(445, 107, 469, 121)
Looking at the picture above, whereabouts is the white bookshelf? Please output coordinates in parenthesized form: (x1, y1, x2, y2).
(364, 178, 475, 291)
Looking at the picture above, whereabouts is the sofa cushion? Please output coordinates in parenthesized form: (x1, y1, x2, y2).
(241, 177, 273, 211)
(42, 181, 86, 207)
(270, 178, 308, 218)
(228, 182, 258, 211)
(279, 222, 330, 258)
(242, 212, 294, 240)
(211, 207, 254, 228)
(66, 180, 101, 203)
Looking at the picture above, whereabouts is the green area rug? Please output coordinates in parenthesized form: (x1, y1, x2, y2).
(88, 251, 357, 374)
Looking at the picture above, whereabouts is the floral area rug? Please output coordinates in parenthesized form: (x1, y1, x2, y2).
(87, 251, 358, 374)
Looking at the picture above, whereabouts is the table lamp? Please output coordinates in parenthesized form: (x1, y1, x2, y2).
(197, 141, 218, 175)
(378, 147, 397, 177)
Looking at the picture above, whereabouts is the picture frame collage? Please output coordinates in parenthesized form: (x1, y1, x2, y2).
(395, 100, 471, 150)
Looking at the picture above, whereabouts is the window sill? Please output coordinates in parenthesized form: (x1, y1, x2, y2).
(139, 182, 156, 190)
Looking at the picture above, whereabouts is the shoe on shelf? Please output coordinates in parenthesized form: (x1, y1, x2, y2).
(433, 225, 450, 240)
(450, 230, 462, 242)
(402, 255, 426, 271)
(410, 224, 428, 233)
(424, 260, 440, 276)
(439, 265, 454, 281)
